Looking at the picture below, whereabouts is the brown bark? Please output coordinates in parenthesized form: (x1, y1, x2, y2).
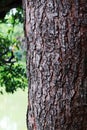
(24, 0, 87, 130)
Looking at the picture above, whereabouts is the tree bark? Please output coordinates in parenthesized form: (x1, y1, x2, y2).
(24, 0, 87, 130)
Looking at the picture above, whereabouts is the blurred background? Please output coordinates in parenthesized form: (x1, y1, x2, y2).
(0, 89, 27, 130)
(0, 8, 28, 130)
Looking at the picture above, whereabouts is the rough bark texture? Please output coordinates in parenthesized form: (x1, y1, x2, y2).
(24, 0, 87, 130)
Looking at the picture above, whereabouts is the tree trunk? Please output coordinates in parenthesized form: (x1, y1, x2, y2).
(24, 0, 87, 130)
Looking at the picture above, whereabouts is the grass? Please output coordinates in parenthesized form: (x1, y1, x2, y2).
(0, 89, 28, 130)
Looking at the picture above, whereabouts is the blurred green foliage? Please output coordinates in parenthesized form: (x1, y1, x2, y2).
(0, 8, 27, 94)
(2, 7, 23, 24)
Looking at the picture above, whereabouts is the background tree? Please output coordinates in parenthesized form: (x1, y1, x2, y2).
(24, 0, 87, 130)
(0, 7, 27, 93)
(0, 0, 22, 19)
